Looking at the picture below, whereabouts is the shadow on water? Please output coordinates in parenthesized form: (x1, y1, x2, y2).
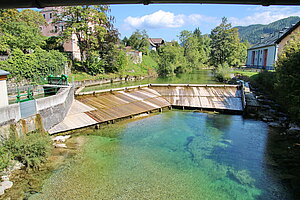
(264, 127, 300, 199)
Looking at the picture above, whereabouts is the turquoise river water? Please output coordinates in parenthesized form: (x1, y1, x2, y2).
(31, 111, 292, 200)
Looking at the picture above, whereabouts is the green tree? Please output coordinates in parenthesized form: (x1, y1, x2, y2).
(0, 48, 67, 82)
(0, 9, 46, 53)
(157, 41, 186, 76)
(210, 17, 243, 67)
(179, 28, 211, 69)
(54, 5, 116, 73)
(127, 30, 149, 54)
(275, 32, 300, 120)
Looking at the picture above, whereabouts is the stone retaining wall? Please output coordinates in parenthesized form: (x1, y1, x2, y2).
(0, 86, 74, 139)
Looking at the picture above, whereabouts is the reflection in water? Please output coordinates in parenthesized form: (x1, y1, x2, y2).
(205, 114, 233, 132)
(31, 111, 292, 200)
(82, 70, 218, 92)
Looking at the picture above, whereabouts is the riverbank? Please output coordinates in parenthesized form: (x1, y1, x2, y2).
(0, 135, 86, 199)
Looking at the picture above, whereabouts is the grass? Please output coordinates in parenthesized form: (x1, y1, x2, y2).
(71, 55, 159, 82)
(231, 69, 260, 77)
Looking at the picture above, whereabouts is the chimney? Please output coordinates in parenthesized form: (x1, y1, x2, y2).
(278, 30, 284, 38)
(260, 36, 264, 43)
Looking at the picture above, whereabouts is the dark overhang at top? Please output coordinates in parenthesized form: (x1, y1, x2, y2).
(0, 0, 299, 8)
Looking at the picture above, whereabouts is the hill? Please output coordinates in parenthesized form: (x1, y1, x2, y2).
(235, 16, 300, 44)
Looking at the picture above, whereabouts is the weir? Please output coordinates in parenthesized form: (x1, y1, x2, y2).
(49, 84, 244, 134)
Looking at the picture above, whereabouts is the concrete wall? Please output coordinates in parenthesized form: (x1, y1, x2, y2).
(0, 104, 21, 126)
(0, 86, 74, 139)
(36, 86, 74, 130)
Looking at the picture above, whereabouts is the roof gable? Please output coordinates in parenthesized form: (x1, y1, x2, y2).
(276, 20, 300, 43)
(248, 23, 299, 50)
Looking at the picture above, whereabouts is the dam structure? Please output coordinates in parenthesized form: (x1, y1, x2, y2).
(49, 84, 244, 134)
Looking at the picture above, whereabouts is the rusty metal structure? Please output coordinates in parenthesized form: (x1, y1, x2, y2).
(0, 0, 299, 8)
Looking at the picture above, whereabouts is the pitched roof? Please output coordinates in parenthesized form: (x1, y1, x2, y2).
(248, 22, 300, 50)
(149, 38, 164, 46)
(276, 20, 300, 43)
(0, 69, 10, 76)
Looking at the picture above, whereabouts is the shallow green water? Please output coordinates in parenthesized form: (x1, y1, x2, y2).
(31, 111, 291, 200)
(82, 70, 218, 92)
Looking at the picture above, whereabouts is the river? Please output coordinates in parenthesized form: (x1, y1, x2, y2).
(30, 111, 292, 200)
(82, 69, 218, 92)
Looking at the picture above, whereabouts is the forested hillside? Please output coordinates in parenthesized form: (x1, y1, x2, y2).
(236, 16, 300, 44)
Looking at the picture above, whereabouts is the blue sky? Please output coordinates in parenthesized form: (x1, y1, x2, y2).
(109, 4, 300, 41)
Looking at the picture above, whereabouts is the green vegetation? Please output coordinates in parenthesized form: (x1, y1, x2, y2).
(0, 131, 52, 171)
(210, 17, 249, 68)
(0, 9, 67, 83)
(0, 48, 67, 82)
(54, 6, 121, 74)
(157, 41, 187, 76)
(236, 16, 300, 44)
(72, 55, 158, 81)
(251, 33, 300, 121)
(214, 64, 232, 82)
(231, 69, 259, 78)
(123, 30, 150, 54)
(179, 28, 211, 69)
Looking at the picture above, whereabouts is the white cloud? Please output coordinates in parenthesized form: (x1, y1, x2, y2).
(124, 10, 217, 29)
(229, 7, 300, 26)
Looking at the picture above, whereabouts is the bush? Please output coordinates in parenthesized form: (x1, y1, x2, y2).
(0, 48, 67, 83)
(3, 132, 52, 170)
(275, 32, 300, 121)
(250, 71, 277, 92)
(0, 145, 11, 171)
(214, 64, 231, 82)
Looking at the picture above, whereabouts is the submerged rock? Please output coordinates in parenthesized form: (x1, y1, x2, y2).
(52, 135, 71, 143)
(1, 176, 9, 181)
(268, 122, 283, 128)
(1, 181, 13, 190)
(287, 124, 300, 135)
(53, 143, 67, 148)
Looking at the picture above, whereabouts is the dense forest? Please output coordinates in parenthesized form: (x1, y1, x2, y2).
(236, 16, 300, 44)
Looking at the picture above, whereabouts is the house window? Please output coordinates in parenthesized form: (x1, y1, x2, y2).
(50, 13, 52, 19)
(43, 14, 45, 19)
(54, 26, 58, 33)
(60, 25, 64, 32)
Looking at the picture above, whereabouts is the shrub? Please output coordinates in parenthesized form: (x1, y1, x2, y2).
(250, 71, 277, 92)
(214, 64, 231, 82)
(3, 132, 52, 170)
(0, 145, 11, 171)
(0, 48, 67, 83)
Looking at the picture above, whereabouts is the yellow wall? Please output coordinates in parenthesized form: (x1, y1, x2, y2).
(278, 25, 300, 55)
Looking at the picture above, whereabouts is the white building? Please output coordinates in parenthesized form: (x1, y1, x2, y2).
(246, 21, 300, 70)
(0, 70, 10, 108)
(149, 38, 165, 51)
(40, 7, 81, 60)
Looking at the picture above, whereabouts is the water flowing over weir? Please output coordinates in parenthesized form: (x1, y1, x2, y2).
(49, 84, 244, 134)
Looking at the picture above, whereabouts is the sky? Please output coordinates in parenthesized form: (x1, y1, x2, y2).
(109, 4, 300, 41)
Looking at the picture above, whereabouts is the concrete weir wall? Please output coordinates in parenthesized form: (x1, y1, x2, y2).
(36, 86, 74, 130)
(0, 86, 74, 139)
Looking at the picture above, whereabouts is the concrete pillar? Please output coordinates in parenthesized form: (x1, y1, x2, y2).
(0, 70, 10, 108)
